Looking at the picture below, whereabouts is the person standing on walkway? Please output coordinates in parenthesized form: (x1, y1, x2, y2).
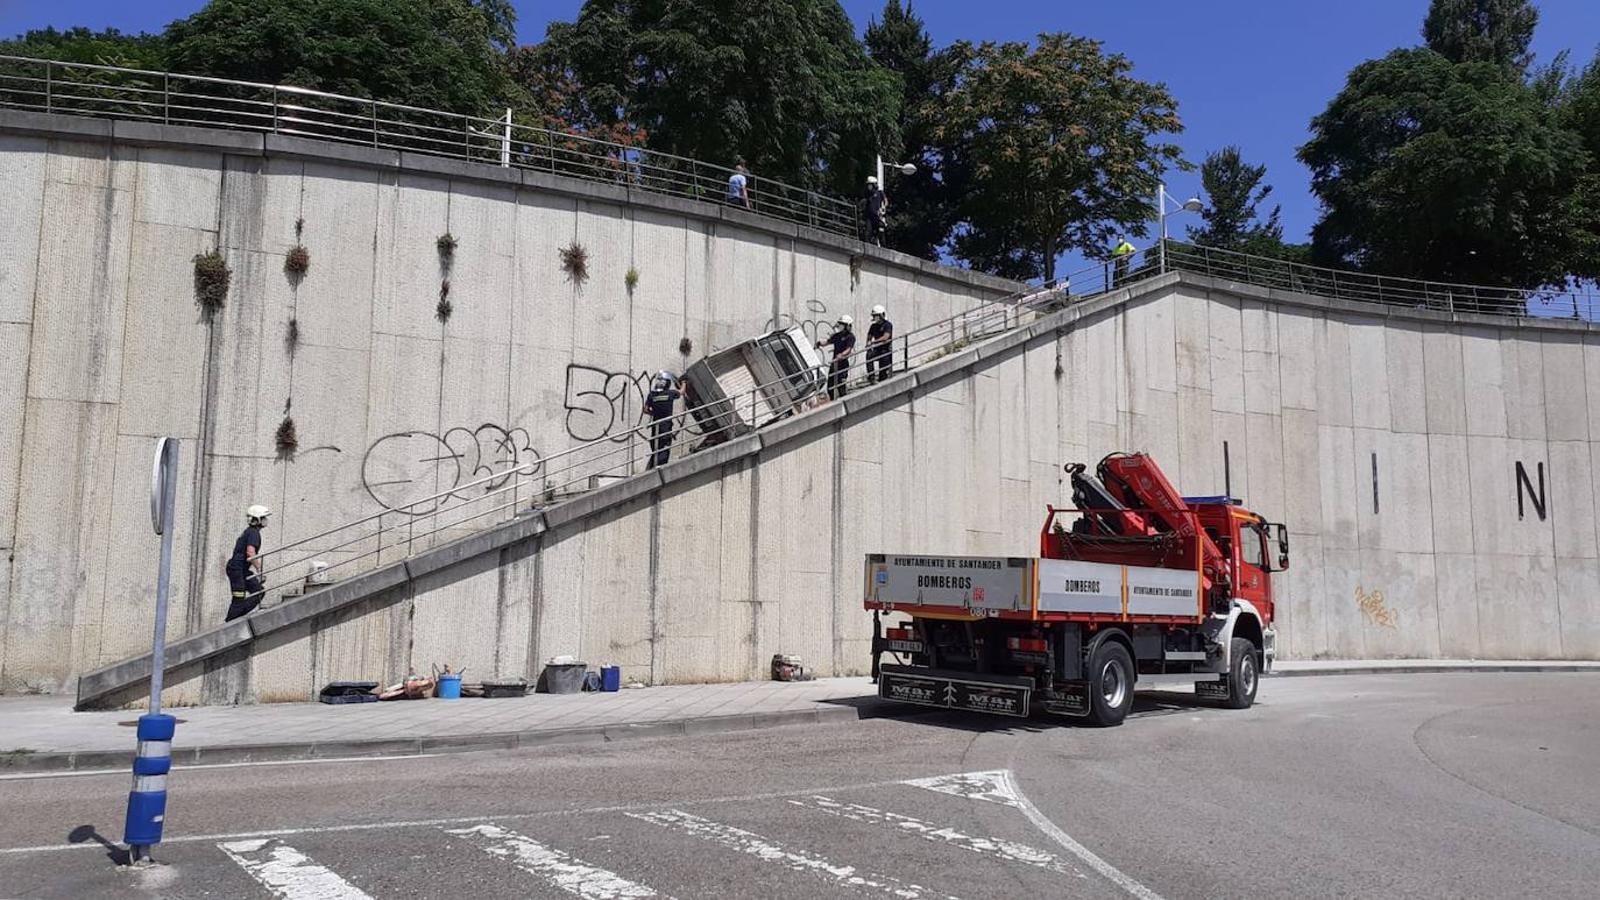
(1112, 238, 1137, 287)
(225, 505, 270, 621)
(864, 176, 888, 245)
(818, 314, 856, 400)
(866, 304, 894, 383)
(727, 161, 751, 210)
(645, 370, 681, 469)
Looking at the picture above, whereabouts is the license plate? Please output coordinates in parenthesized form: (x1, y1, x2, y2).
(886, 639, 924, 654)
(1043, 682, 1090, 717)
(879, 671, 1031, 717)
(1195, 680, 1231, 700)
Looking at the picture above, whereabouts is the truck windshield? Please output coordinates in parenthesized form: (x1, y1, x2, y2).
(759, 335, 811, 392)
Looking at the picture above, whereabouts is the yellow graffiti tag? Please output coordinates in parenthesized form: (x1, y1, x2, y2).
(1355, 586, 1399, 629)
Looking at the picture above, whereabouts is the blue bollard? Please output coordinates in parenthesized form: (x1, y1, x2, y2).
(123, 713, 176, 854)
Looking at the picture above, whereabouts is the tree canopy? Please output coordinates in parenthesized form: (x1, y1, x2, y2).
(1422, 0, 1538, 72)
(1187, 146, 1285, 253)
(934, 34, 1184, 282)
(163, 0, 514, 115)
(535, 0, 901, 196)
(0, 27, 166, 70)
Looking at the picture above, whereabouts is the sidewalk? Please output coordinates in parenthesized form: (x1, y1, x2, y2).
(3, 660, 1596, 773)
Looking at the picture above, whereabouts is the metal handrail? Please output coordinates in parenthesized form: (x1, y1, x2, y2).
(246, 250, 1155, 598)
(0, 54, 860, 237)
(1162, 241, 1599, 321)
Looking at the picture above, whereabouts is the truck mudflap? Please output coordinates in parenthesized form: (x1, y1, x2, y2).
(878, 665, 1033, 718)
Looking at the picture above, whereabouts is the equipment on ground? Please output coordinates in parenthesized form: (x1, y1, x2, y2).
(866, 452, 1290, 727)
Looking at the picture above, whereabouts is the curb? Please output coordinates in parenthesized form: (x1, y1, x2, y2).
(0, 703, 880, 775)
(1268, 663, 1600, 678)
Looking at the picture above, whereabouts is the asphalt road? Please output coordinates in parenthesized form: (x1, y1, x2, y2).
(1, 673, 1597, 899)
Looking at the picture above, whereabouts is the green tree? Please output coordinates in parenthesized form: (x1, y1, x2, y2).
(864, 1, 962, 259)
(1422, 0, 1538, 72)
(933, 33, 1185, 282)
(1557, 52, 1600, 280)
(538, 0, 901, 195)
(1187, 146, 1284, 252)
(163, 0, 515, 115)
(0, 27, 167, 69)
(1299, 48, 1587, 290)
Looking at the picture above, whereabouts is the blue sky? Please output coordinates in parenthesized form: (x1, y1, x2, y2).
(4, 0, 1598, 247)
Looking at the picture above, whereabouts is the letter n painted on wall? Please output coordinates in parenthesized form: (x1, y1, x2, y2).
(1515, 461, 1547, 521)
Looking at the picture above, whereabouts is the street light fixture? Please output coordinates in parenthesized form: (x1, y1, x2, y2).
(875, 155, 917, 184)
(1157, 182, 1203, 272)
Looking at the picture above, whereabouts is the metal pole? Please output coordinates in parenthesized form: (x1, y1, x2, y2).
(371, 100, 378, 148)
(501, 107, 511, 168)
(1158, 183, 1168, 274)
(147, 438, 177, 715)
(125, 437, 179, 865)
(162, 74, 169, 125)
(44, 61, 52, 113)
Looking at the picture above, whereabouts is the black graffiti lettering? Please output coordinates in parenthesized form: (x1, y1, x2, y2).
(362, 424, 543, 515)
(563, 363, 708, 443)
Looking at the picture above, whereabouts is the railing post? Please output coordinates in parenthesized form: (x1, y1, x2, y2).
(162, 73, 169, 125)
(271, 86, 278, 133)
(44, 61, 52, 113)
(371, 100, 378, 148)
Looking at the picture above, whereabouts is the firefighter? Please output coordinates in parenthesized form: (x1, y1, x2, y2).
(864, 176, 888, 245)
(225, 505, 270, 621)
(817, 314, 856, 400)
(866, 304, 893, 383)
(646, 370, 681, 469)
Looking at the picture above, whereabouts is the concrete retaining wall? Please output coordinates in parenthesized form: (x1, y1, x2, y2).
(83, 272, 1600, 708)
(0, 112, 1017, 695)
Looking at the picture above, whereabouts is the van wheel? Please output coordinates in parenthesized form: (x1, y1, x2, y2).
(1224, 637, 1259, 710)
(1086, 641, 1135, 727)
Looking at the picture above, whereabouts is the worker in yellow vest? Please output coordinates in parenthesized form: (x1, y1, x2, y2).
(1112, 239, 1137, 287)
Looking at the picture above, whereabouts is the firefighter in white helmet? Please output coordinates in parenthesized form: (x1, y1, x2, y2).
(646, 370, 681, 469)
(866, 304, 894, 383)
(817, 314, 856, 400)
(225, 504, 270, 621)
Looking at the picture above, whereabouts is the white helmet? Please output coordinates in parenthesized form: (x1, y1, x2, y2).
(870, 304, 886, 317)
(837, 314, 854, 327)
(246, 504, 271, 523)
(866, 175, 879, 185)
(656, 369, 675, 383)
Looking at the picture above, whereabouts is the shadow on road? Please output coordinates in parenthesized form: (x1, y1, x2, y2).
(67, 824, 129, 867)
(822, 691, 1246, 730)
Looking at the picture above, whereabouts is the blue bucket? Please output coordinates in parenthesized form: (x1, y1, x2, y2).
(601, 665, 621, 692)
(438, 673, 462, 700)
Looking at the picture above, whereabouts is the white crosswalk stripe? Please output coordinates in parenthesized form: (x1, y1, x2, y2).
(217, 837, 374, 900)
(788, 795, 1086, 878)
(446, 822, 669, 899)
(625, 809, 961, 900)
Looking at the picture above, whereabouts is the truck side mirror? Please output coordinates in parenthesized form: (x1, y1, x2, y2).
(1273, 523, 1290, 571)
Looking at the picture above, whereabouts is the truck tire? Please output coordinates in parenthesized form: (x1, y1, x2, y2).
(1224, 637, 1259, 710)
(1086, 641, 1135, 727)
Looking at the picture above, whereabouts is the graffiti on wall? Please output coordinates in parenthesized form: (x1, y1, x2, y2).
(564, 364, 655, 443)
(765, 298, 837, 345)
(362, 424, 543, 515)
(1355, 585, 1399, 629)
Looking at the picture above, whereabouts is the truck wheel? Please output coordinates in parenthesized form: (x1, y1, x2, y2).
(1086, 641, 1135, 727)
(1224, 637, 1259, 710)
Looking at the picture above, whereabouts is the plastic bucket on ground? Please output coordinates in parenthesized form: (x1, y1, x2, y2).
(601, 665, 621, 692)
(437, 673, 462, 700)
(539, 662, 587, 694)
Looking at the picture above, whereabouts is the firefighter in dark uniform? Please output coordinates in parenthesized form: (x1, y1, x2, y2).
(646, 370, 681, 469)
(817, 314, 856, 400)
(866, 304, 893, 383)
(225, 505, 270, 621)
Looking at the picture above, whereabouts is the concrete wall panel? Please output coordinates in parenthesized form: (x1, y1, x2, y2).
(0, 134, 47, 324)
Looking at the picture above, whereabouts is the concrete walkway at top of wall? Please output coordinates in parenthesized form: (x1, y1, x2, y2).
(6, 660, 1598, 773)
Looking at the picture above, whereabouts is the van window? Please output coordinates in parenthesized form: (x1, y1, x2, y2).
(759, 334, 811, 392)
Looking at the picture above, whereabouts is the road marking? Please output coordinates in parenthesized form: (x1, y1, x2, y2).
(218, 837, 374, 900)
(0, 754, 444, 781)
(999, 771, 1165, 900)
(0, 777, 918, 856)
(788, 795, 1084, 877)
(902, 770, 1019, 807)
(626, 809, 958, 900)
(447, 823, 667, 899)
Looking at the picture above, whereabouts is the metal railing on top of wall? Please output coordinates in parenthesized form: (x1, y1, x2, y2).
(0, 54, 861, 238)
(1161, 241, 1600, 321)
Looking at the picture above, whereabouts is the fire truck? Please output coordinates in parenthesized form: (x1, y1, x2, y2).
(865, 452, 1289, 727)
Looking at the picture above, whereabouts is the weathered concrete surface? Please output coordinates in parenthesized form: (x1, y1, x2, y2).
(73, 268, 1600, 708)
(0, 114, 1016, 697)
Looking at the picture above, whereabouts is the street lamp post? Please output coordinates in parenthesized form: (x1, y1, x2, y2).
(1157, 182, 1204, 273)
(869, 156, 917, 244)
